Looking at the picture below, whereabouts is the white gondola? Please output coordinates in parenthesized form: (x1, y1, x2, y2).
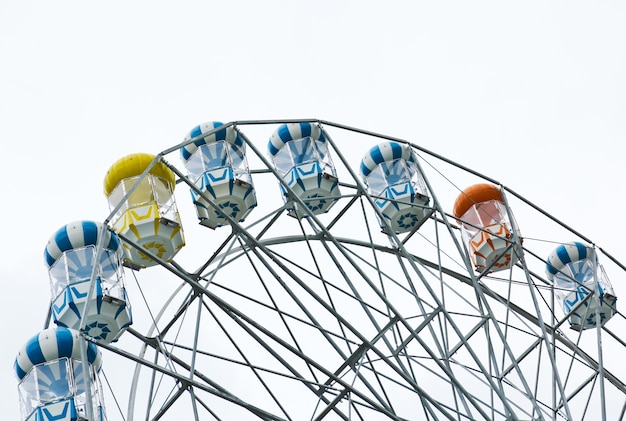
(546, 242, 617, 330)
(268, 122, 340, 218)
(453, 183, 521, 273)
(359, 141, 430, 234)
(181, 122, 257, 228)
(44, 221, 132, 343)
(14, 327, 106, 421)
(104, 153, 185, 268)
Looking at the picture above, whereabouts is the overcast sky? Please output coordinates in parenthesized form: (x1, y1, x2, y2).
(2, 1, 625, 418)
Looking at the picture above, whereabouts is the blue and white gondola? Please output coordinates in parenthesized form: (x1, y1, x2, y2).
(182, 122, 257, 228)
(45, 221, 132, 343)
(268, 122, 340, 217)
(359, 141, 430, 234)
(546, 242, 617, 330)
(14, 327, 106, 421)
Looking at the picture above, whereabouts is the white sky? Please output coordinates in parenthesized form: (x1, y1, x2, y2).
(1, 1, 625, 419)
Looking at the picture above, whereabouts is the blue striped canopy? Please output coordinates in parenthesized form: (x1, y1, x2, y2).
(44, 221, 122, 268)
(268, 122, 326, 157)
(360, 141, 417, 178)
(546, 241, 595, 280)
(14, 327, 102, 380)
(181, 122, 245, 162)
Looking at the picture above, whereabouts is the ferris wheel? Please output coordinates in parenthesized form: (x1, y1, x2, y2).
(14, 119, 626, 421)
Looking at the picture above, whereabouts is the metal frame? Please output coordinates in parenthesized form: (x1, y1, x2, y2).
(68, 119, 626, 421)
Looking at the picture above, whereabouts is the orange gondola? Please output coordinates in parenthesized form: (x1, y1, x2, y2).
(453, 183, 520, 273)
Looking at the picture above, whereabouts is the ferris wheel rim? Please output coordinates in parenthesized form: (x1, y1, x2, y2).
(36, 118, 624, 421)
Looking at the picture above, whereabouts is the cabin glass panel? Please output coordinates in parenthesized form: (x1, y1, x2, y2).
(48, 245, 124, 301)
(228, 143, 247, 179)
(459, 200, 508, 240)
(598, 264, 616, 297)
(18, 369, 38, 418)
(406, 160, 428, 194)
(186, 141, 251, 184)
(107, 174, 177, 221)
(18, 358, 73, 419)
(364, 165, 387, 196)
(272, 138, 335, 177)
(72, 360, 105, 420)
(553, 260, 615, 301)
(365, 159, 427, 197)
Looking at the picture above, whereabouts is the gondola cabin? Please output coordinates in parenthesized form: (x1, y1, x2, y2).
(360, 141, 430, 234)
(546, 242, 617, 330)
(103, 153, 185, 268)
(268, 122, 340, 218)
(15, 328, 106, 421)
(44, 221, 132, 343)
(453, 183, 520, 273)
(181, 122, 257, 228)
